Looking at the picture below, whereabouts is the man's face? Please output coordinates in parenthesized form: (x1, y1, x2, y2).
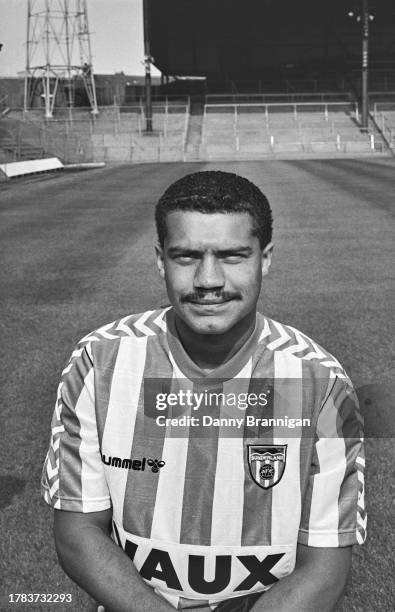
(156, 211, 272, 335)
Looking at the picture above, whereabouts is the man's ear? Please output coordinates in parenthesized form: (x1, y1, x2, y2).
(261, 242, 273, 277)
(155, 244, 165, 280)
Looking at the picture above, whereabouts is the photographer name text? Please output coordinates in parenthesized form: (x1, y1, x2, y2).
(156, 415, 311, 429)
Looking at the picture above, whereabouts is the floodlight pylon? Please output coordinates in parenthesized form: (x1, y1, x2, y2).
(24, 0, 99, 117)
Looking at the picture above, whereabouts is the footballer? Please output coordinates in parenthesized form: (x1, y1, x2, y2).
(42, 171, 366, 611)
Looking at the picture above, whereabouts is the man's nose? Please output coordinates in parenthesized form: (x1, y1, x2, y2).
(194, 255, 225, 289)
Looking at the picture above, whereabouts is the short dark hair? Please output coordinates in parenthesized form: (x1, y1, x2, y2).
(155, 171, 273, 249)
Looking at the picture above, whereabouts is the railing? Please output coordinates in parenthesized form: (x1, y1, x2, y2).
(372, 103, 395, 147)
(373, 102, 395, 116)
(205, 92, 355, 105)
(200, 133, 379, 156)
(138, 95, 191, 106)
(202, 101, 360, 145)
(199, 100, 386, 156)
(0, 117, 46, 162)
(9, 103, 189, 135)
(204, 100, 358, 117)
(383, 125, 394, 147)
(182, 98, 191, 159)
(369, 91, 395, 102)
(373, 113, 395, 148)
(1, 102, 192, 163)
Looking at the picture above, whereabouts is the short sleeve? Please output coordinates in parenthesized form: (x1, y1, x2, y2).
(41, 342, 111, 512)
(298, 376, 366, 547)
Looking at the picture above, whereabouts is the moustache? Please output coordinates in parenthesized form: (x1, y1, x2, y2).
(181, 291, 241, 304)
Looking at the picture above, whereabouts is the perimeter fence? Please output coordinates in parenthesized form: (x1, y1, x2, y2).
(1, 101, 190, 163)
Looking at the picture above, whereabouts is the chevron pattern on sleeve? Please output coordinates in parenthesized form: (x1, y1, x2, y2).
(261, 317, 349, 379)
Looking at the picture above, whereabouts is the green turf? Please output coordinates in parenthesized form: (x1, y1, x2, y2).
(0, 159, 394, 611)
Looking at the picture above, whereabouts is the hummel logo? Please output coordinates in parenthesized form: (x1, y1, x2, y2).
(101, 453, 165, 473)
(147, 458, 166, 473)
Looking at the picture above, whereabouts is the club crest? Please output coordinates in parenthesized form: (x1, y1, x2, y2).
(248, 445, 287, 489)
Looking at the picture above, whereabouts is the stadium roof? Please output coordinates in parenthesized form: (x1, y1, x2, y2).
(148, 0, 395, 78)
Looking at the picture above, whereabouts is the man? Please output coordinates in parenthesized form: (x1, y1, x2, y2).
(42, 171, 366, 611)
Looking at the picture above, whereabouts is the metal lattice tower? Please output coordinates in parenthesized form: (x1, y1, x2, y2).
(24, 0, 99, 117)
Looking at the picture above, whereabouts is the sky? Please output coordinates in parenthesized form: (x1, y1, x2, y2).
(0, 0, 160, 76)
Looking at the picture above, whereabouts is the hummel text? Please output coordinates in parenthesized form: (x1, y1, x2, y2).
(101, 453, 165, 473)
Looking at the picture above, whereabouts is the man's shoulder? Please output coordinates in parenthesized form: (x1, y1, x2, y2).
(76, 306, 171, 348)
(259, 314, 349, 380)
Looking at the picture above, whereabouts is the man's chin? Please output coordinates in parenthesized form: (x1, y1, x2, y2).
(180, 312, 236, 335)
(193, 323, 230, 335)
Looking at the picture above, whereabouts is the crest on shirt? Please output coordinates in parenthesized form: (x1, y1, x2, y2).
(247, 445, 287, 489)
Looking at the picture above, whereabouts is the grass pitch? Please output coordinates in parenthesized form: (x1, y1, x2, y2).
(0, 158, 394, 611)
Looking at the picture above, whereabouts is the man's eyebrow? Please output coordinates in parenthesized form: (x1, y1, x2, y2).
(217, 247, 253, 256)
(167, 247, 202, 256)
(167, 246, 253, 256)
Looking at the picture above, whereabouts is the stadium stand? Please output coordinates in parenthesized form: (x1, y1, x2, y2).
(1, 95, 390, 164)
(1, 0, 394, 166)
(199, 100, 387, 160)
(1, 100, 190, 164)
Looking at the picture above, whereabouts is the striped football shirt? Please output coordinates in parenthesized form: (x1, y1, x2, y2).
(42, 307, 366, 609)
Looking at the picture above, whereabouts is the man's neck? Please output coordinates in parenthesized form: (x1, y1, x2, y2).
(174, 312, 257, 371)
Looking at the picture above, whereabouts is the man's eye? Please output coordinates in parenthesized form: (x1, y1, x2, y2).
(174, 256, 195, 264)
(222, 255, 244, 263)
